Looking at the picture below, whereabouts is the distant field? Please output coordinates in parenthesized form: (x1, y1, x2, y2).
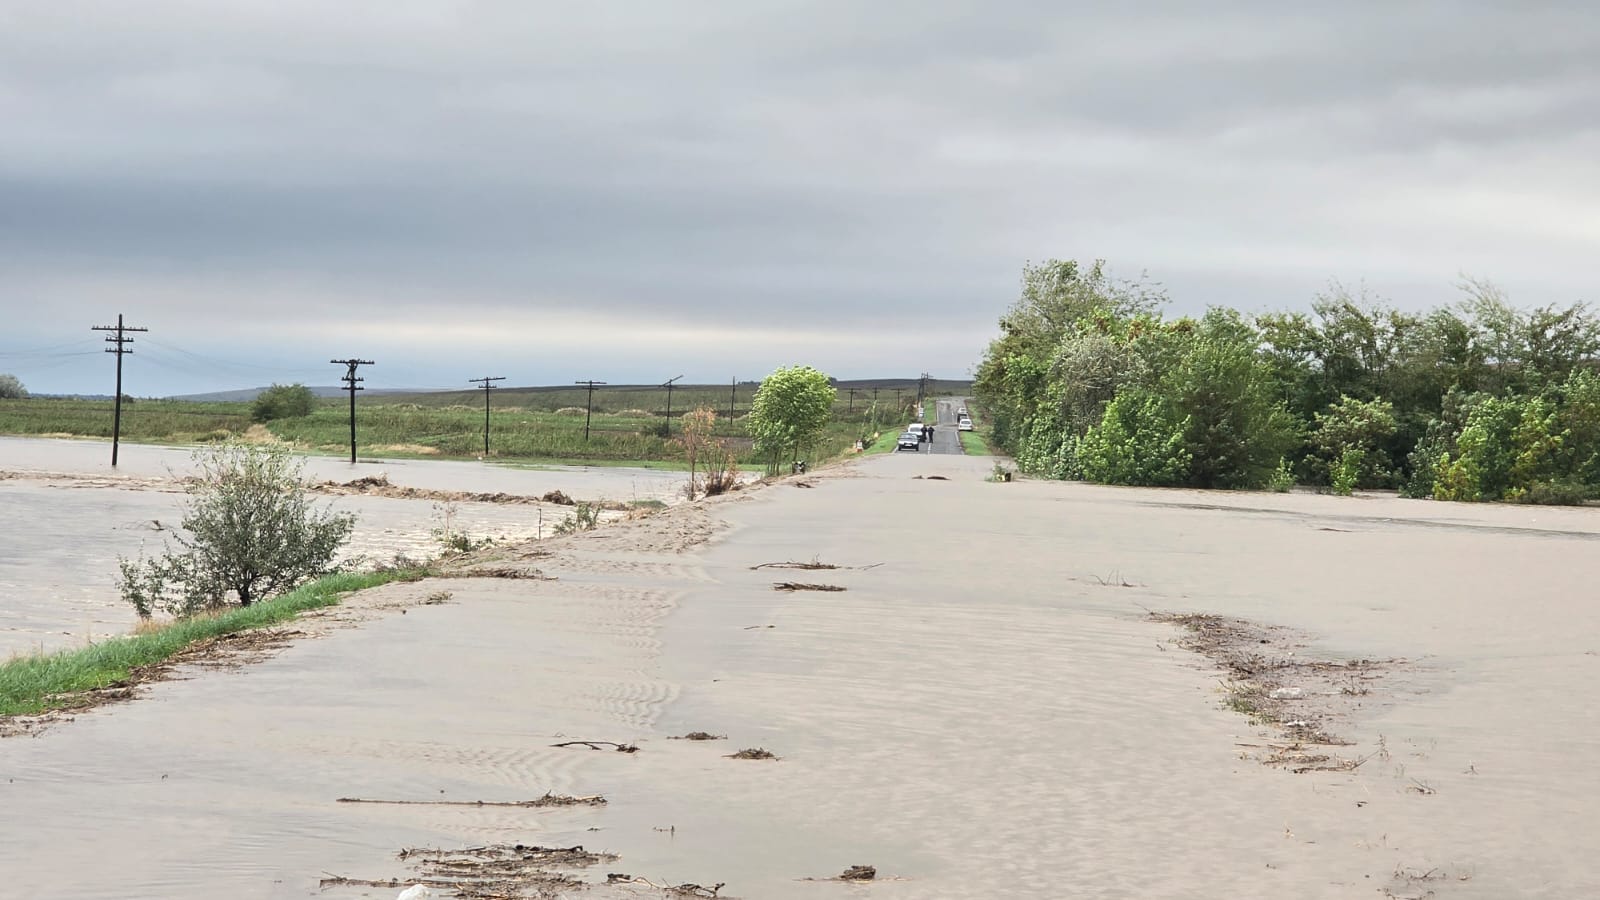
(0, 381, 942, 469)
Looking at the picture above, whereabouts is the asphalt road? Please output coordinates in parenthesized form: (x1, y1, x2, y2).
(925, 396, 968, 455)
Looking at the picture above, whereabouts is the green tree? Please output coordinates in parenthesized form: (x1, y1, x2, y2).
(117, 441, 356, 617)
(1312, 395, 1398, 488)
(0, 373, 27, 399)
(1162, 310, 1299, 489)
(1076, 389, 1190, 486)
(747, 366, 837, 474)
(252, 383, 316, 422)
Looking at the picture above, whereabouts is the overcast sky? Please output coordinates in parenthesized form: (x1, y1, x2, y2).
(2, 1, 1597, 395)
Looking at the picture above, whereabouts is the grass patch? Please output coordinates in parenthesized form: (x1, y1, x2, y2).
(0, 569, 421, 718)
(864, 430, 902, 455)
(958, 429, 993, 455)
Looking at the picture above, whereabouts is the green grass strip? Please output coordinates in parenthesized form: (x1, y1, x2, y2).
(958, 429, 993, 456)
(0, 569, 422, 717)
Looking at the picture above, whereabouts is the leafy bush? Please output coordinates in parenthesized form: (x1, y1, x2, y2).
(1509, 480, 1589, 506)
(117, 442, 356, 617)
(1313, 395, 1397, 488)
(0, 373, 27, 399)
(554, 502, 600, 535)
(1329, 448, 1365, 496)
(1266, 458, 1295, 493)
(1076, 390, 1190, 486)
(251, 383, 315, 422)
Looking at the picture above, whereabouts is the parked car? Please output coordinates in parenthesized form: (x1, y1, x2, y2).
(958, 419, 974, 432)
(957, 406, 968, 416)
(896, 431, 921, 452)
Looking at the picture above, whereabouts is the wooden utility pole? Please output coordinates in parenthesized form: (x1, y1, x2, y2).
(575, 380, 607, 441)
(661, 374, 683, 435)
(90, 314, 148, 467)
(729, 378, 737, 425)
(469, 376, 505, 456)
(331, 358, 373, 463)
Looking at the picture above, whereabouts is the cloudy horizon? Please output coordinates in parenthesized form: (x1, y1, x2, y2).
(3, 1, 1597, 396)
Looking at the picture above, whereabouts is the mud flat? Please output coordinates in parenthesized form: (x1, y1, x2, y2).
(2, 451, 1597, 897)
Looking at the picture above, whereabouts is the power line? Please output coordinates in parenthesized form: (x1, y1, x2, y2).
(331, 358, 374, 463)
(468, 375, 506, 457)
(574, 380, 607, 442)
(90, 314, 148, 467)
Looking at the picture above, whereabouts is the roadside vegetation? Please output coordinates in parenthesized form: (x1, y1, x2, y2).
(0, 380, 949, 470)
(975, 259, 1600, 503)
(0, 569, 418, 717)
(118, 442, 356, 617)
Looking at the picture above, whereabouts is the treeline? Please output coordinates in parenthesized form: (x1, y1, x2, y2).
(974, 260, 1600, 504)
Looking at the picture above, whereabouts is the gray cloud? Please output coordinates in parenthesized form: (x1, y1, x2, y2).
(2, 1, 1597, 394)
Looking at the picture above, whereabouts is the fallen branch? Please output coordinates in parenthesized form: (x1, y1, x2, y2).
(551, 740, 639, 753)
(773, 582, 845, 592)
(751, 560, 840, 570)
(438, 566, 554, 580)
(606, 874, 726, 897)
(336, 792, 606, 808)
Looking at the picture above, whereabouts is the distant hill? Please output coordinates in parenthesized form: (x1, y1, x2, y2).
(161, 378, 973, 404)
(164, 386, 412, 402)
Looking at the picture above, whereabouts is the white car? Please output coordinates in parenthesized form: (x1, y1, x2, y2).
(958, 419, 974, 432)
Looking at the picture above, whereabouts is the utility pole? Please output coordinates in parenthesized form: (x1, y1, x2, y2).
(331, 358, 373, 463)
(729, 378, 737, 425)
(847, 388, 857, 412)
(469, 376, 505, 456)
(661, 374, 683, 435)
(575, 380, 607, 441)
(90, 313, 148, 467)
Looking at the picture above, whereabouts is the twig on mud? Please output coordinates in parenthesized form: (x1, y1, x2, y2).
(773, 582, 845, 592)
(1091, 571, 1139, 588)
(751, 559, 840, 570)
(606, 874, 726, 897)
(551, 740, 639, 753)
(336, 792, 606, 808)
(437, 566, 554, 580)
(750, 559, 884, 571)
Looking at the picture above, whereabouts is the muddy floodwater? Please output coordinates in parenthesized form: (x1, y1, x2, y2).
(0, 436, 689, 657)
(3, 446, 1599, 897)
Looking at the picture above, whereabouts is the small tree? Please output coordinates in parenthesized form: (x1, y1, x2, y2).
(118, 441, 356, 618)
(0, 373, 27, 399)
(252, 383, 316, 422)
(747, 366, 837, 475)
(680, 406, 717, 499)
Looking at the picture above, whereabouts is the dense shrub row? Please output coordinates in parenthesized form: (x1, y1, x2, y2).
(974, 259, 1600, 504)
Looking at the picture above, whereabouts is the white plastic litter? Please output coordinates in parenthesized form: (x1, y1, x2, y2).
(396, 886, 433, 900)
(1269, 687, 1304, 700)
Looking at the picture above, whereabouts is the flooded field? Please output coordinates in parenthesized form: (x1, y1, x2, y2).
(0, 436, 691, 657)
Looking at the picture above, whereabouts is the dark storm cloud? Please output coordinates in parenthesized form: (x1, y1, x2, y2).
(2, 1, 1597, 394)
